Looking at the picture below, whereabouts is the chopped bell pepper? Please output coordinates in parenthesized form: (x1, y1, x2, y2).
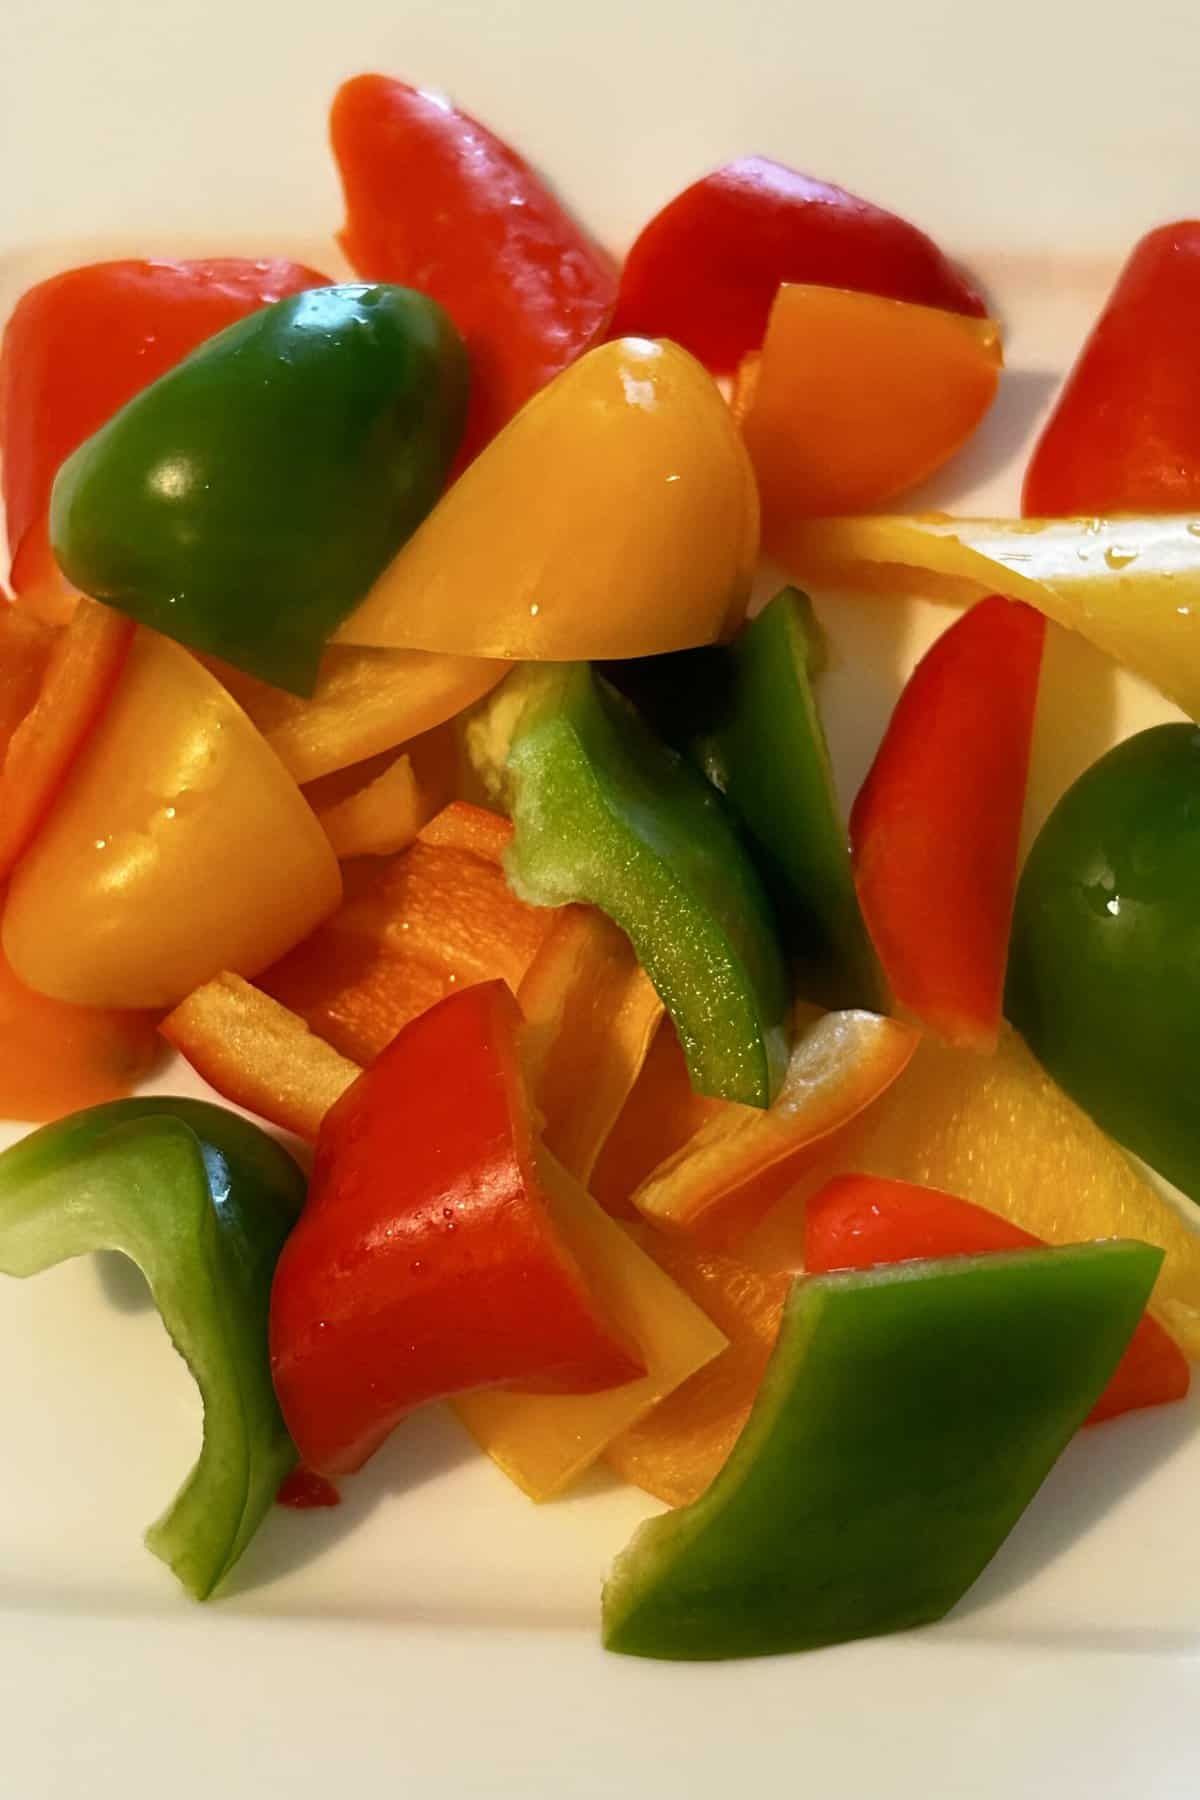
(742, 285, 1001, 526)
(493, 664, 789, 1108)
(0, 257, 329, 595)
(2, 630, 342, 1009)
(0, 604, 54, 753)
(1024, 223, 1200, 515)
(314, 752, 428, 860)
(849, 1025, 1200, 1357)
(608, 156, 986, 373)
(161, 973, 358, 1144)
(0, 1096, 306, 1597)
(453, 1153, 726, 1500)
(851, 595, 1045, 1050)
(1009, 724, 1200, 1213)
(0, 947, 159, 1122)
(806, 1174, 1189, 1425)
(774, 512, 1200, 723)
(331, 75, 617, 461)
(269, 981, 643, 1477)
(334, 338, 759, 661)
(632, 1007, 919, 1241)
(260, 802, 552, 1065)
(590, 1019, 725, 1218)
(603, 1241, 1161, 1659)
(51, 285, 468, 694)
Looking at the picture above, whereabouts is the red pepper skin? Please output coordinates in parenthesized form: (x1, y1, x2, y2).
(1024, 223, 1200, 515)
(850, 596, 1045, 1051)
(805, 1174, 1189, 1427)
(331, 75, 618, 459)
(269, 980, 642, 1477)
(609, 158, 985, 374)
(1, 258, 329, 592)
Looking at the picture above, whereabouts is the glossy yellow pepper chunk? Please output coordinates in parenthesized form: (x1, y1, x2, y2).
(3, 631, 342, 1009)
(336, 338, 759, 661)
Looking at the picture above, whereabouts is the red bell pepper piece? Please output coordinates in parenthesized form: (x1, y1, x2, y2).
(805, 1173, 1190, 1426)
(850, 595, 1045, 1051)
(1024, 222, 1200, 515)
(609, 157, 985, 373)
(0, 257, 329, 593)
(330, 75, 618, 459)
(269, 980, 642, 1476)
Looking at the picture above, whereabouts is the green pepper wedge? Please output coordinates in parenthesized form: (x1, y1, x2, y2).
(603, 1241, 1160, 1660)
(0, 1097, 306, 1598)
(50, 284, 468, 694)
(490, 663, 790, 1108)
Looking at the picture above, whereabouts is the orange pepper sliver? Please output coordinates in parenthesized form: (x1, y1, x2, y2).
(0, 946, 159, 1122)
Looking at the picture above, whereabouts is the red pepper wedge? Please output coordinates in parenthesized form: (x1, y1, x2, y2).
(330, 75, 618, 460)
(269, 980, 643, 1477)
(850, 596, 1045, 1051)
(1024, 223, 1200, 515)
(609, 157, 985, 373)
(0, 256, 329, 593)
(805, 1173, 1190, 1426)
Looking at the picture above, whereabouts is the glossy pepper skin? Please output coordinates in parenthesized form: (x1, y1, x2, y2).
(50, 285, 468, 694)
(269, 981, 642, 1478)
(1008, 724, 1200, 1211)
(0, 257, 329, 596)
(0, 1097, 306, 1598)
(331, 74, 617, 460)
(603, 1241, 1161, 1660)
(496, 665, 790, 1109)
(1024, 223, 1200, 515)
(609, 157, 985, 374)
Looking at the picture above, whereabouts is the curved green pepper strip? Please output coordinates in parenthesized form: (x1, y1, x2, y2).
(1008, 723, 1200, 1207)
(50, 284, 468, 694)
(0, 1098, 306, 1598)
(492, 663, 790, 1108)
(603, 1241, 1161, 1660)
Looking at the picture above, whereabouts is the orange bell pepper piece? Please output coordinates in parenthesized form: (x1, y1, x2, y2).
(518, 906, 664, 1183)
(0, 946, 159, 1122)
(741, 284, 1001, 532)
(590, 1018, 725, 1218)
(314, 752, 429, 860)
(0, 603, 55, 753)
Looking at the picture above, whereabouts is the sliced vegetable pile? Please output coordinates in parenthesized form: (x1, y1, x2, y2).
(0, 74, 1198, 1659)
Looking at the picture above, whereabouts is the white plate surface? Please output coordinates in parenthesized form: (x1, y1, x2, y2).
(3, 3, 1200, 1795)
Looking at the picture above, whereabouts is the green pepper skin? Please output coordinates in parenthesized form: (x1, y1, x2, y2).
(603, 1241, 1160, 1660)
(50, 285, 468, 694)
(1007, 724, 1200, 1208)
(0, 1097, 306, 1598)
(504, 664, 790, 1108)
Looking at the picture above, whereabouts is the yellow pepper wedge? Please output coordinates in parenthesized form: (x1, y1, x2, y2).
(3, 631, 342, 1009)
(776, 513, 1200, 720)
(850, 1025, 1200, 1357)
(453, 1152, 727, 1500)
(335, 338, 760, 661)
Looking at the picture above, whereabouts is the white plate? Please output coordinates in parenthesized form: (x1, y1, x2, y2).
(3, 3, 1200, 1795)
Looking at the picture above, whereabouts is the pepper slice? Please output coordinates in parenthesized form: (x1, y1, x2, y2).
(51, 285, 468, 694)
(0, 1097, 306, 1598)
(494, 664, 790, 1109)
(0, 948, 159, 1122)
(603, 1241, 1161, 1660)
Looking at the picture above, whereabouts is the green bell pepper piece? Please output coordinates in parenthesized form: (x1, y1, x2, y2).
(603, 590, 885, 1011)
(50, 284, 468, 695)
(1008, 722, 1200, 1207)
(496, 663, 790, 1108)
(0, 1097, 306, 1599)
(603, 1241, 1160, 1660)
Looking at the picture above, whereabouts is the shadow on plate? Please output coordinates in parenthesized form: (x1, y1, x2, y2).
(905, 366, 1061, 514)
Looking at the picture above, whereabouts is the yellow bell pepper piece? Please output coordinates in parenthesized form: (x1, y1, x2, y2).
(336, 338, 759, 661)
(453, 1153, 727, 1500)
(851, 1025, 1200, 1356)
(777, 513, 1200, 720)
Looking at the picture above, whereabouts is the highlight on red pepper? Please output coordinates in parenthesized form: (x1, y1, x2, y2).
(609, 156, 985, 373)
(51, 285, 469, 695)
(331, 74, 617, 460)
(850, 595, 1045, 1051)
(805, 1174, 1190, 1426)
(269, 981, 643, 1478)
(0, 1097, 307, 1598)
(1024, 222, 1200, 515)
